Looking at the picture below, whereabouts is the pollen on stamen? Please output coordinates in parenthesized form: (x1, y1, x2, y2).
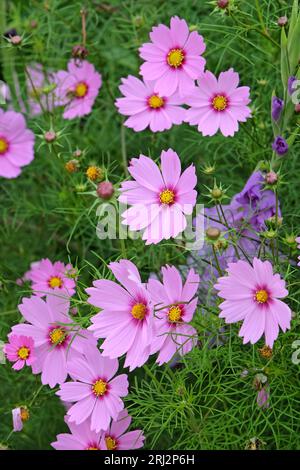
(159, 189, 175, 205)
(105, 436, 117, 450)
(48, 276, 63, 289)
(17, 346, 30, 360)
(212, 94, 228, 111)
(255, 289, 269, 304)
(49, 327, 67, 345)
(168, 305, 182, 322)
(92, 379, 107, 397)
(131, 303, 147, 320)
(148, 94, 164, 109)
(0, 137, 9, 155)
(75, 82, 88, 98)
(167, 48, 185, 68)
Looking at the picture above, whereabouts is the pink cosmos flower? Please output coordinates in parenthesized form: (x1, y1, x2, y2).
(52, 417, 105, 450)
(119, 149, 197, 245)
(148, 266, 199, 365)
(4, 335, 36, 370)
(11, 295, 95, 388)
(56, 345, 129, 432)
(214, 258, 292, 347)
(87, 260, 154, 371)
(0, 109, 35, 179)
(115, 75, 185, 132)
(257, 386, 270, 409)
(12, 407, 29, 432)
(185, 68, 251, 137)
(102, 409, 145, 450)
(54, 60, 102, 119)
(25, 258, 76, 297)
(26, 63, 57, 116)
(139, 16, 206, 96)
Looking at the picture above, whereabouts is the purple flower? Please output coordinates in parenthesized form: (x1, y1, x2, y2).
(257, 386, 270, 409)
(272, 136, 288, 155)
(288, 76, 297, 96)
(271, 96, 284, 121)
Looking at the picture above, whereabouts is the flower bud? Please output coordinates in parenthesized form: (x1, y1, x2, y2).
(217, 0, 229, 8)
(206, 227, 221, 240)
(295, 104, 300, 113)
(73, 149, 82, 158)
(44, 131, 56, 143)
(277, 16, 288, 27)
(10, 35, 22, 46)
(72, 44, 88, 60)
(96, 181, 114, 200)
(65, 159, 79, 173)
(265, 171, 278, 185)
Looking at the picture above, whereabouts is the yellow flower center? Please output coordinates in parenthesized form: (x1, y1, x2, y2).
(167, 48, 185, 68)
(212, 95, 228, 111)
(92, 379, 107, 397)
(168, 305, 182, 322)
(48, 276, 63, 289)
(20, 407, 30, 422)
(86, 166, 102, 181)
(18, 346, 30, 360)
(86, 446, 100, 450)
(49, 328, 67, 345)
(148, 94, 164, 109)
(255, 289, 269, 304)
(131, 303, 147, 320)
(159, 189, 175, 205)
(75, 82, 88, 98)
(0, 137, 9, 154)
(105, 436, 117, 450)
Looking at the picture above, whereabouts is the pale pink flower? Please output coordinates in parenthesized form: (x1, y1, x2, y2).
(103, 410, 145, 450)
(148, 266, 199, 365)
(52, 417, 105, 450)
(12, 407, 29, 432)
(115, 75, 185, 132)
(54, 60, 102, 119)
(215, 258, 292, 347)
(257, 386, 270, 409)
(11, 295, 95, 388)
(26, 63, 57, 115)
(25, 258, 76, 297)
(139, 16, 206, 96)
(57, 345, 129, 432)
(87, 260, 154, 371)
(185, 68, 251, 136)
(0, 109, 35, 179)
(4, 335, 36, 370)
(119, 149, 197, 245)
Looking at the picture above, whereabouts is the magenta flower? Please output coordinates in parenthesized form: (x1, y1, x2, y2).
(119, 149, 197, 245)
(115, 75, 185, 132)
(296, 237, 300, 266)
(26, 63, 57, 116)
(0, 109, 35, 179)
(4, 335, 36, 370)
(215, 258, 292, 347)
(25, 258, 76, 297)
(54, 60, 102, 119)
(103, 410, 145, 450)
(57, 345, 129, 432)
(139, 16, 206, 97)
(87, 260, 154, 371)
(12, 407, 29, 432)
(11, 295, 95, 388)
(148, 266, 199, 365)
(52, 417, 105, 450)
(185, 69, 251, 136)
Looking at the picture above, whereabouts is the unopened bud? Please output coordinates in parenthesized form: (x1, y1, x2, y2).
(72, 44, 88, 60)
(206, 227, 221, 240)
(10, 35, 22, 46)
(265, 171, 278, 185)
(211, 188, 223, 199)
(96, 181, 114, 200)
(217, 0, 229, 8)
(73, 149, 82, 158)
(44, 131, 56, 143)
(295, 104, 300, 113)
(277, 16, 288, 27)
